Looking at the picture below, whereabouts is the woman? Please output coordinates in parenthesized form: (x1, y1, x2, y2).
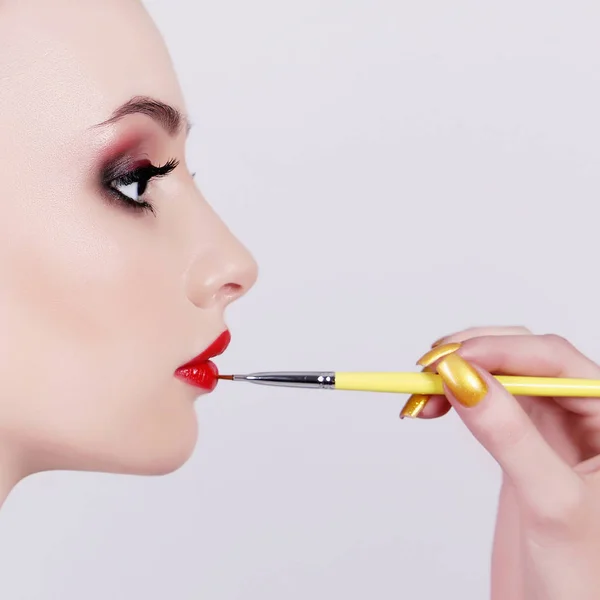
(0, 0, 257, 496)
(0, 1, 597, 597)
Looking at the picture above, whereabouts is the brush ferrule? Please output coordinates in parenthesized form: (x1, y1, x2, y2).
(234, 372, 335, 389)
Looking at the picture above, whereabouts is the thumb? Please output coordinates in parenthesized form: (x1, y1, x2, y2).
(436, 351, 584, 521)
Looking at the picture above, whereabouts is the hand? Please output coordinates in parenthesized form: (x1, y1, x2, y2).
(402, 327, 600, 600)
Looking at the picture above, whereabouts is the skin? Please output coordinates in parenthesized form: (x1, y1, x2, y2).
(416, 327, 600, 599)
(0, 2, 597, 597)
(0, 0, 257, 505)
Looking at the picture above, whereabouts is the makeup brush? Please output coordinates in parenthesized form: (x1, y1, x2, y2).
(217, 371, 600, 397)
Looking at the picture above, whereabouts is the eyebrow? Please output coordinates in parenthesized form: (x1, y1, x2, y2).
(95, 96, 191, 136)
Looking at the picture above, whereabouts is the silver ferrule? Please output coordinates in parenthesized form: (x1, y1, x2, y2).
(232, 371, 335, 389)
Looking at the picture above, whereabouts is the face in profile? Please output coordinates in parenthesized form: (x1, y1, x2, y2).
(0, 0, 257, 477)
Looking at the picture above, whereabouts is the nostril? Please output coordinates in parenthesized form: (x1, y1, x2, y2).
(219, 283, 243, 303)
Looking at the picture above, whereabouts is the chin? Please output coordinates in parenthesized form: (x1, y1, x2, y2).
(128, 412, 200, 477)
(27, 383, 202, 477)
(61, 402, 201, 477)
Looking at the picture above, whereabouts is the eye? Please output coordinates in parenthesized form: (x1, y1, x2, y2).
(108, 166, 157, 209)
(101, 157, 179, 215)
(112, 178, 149, 204)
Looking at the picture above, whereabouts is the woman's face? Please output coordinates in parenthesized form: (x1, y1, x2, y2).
(0, 0, 257, 475)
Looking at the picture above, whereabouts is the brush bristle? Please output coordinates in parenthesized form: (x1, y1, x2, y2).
(218, 374, 234, 380)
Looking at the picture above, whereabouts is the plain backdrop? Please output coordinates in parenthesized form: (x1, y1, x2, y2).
(2, 0, 600, 598)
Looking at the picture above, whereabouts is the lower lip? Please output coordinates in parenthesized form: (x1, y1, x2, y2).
(174, 331, 231, 392)
(175, 360, 219, 392)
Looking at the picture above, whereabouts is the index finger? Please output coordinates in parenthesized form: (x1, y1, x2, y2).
(460, 334, 599, 379)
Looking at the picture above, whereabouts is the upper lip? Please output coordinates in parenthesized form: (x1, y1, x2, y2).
(176, 330, 231, 370)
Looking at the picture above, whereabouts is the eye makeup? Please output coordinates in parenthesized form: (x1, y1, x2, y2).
(100, 153, 179, 215)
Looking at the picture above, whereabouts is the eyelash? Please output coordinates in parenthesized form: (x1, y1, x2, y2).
(101, 157, 179, 215)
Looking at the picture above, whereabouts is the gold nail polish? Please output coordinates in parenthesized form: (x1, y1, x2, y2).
(437, 353, 487, 408)
(402, 344, 461, 417)
(400, 365, 433, 419)
(417, 342, 461, 367)
(400, 394, 429, 419)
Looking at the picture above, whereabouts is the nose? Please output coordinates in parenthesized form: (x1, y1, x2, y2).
(184, 228, 258, 311)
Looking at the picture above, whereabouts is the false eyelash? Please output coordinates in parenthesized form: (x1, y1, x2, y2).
(101, 156, 179, 185)
(101, 157, 179, 215)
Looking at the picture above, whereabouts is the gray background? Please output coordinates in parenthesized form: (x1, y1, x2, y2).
(1, 0, 600, 598)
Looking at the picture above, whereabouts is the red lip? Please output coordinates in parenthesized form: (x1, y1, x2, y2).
(174, 330, 231, 392)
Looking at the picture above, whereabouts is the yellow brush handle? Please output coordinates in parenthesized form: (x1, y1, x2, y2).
(334, 372, 600, 397)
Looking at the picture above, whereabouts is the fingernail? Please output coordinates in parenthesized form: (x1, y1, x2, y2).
(400, 394, 429, 419)
(437, 353, 487, 408)
(400, 365, 433, 419)
(431, 336, 446, 348)
(417, 342, 461, 367)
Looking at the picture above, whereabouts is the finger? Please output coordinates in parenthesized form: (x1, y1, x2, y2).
(458, 334, 600, 416)
(400, 364, 451, 419)
(403, 326, 531, 419)
(437, 352, 584, 521)
(460, 334, 599, 378)
(400, 393, 449, 419)
(416, 395, 451, 418)
(433, 325, 531, 347)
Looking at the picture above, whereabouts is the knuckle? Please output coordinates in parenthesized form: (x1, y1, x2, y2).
(539, 333, 600, 378)
(541, 333, 576, 352)
(524, 486, 585, 536)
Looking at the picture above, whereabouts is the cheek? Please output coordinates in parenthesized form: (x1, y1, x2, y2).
(0, 179, 200, 471)
(0, 181, 186, 401)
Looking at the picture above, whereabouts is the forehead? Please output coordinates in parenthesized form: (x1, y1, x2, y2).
(0, 0, 185, 135)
